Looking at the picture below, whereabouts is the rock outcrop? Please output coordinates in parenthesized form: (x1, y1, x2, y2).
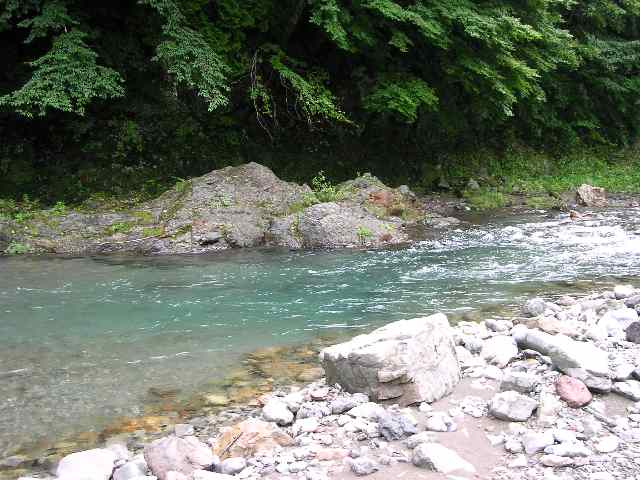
(320, 314, 460, 406)
(1, 163, 427, 255)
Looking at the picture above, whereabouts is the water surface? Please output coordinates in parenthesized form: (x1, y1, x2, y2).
(1, 208, 639, 455)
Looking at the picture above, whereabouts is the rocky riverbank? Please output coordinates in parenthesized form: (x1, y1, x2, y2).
(5, 284, 640, 480)
(2, 162, 637, 256)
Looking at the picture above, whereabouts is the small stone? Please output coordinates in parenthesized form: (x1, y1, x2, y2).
(523, 298, 547, 317)
(500, 371, 540, 394)
(347, 402, 385, 420)
(378, 412, 418, 440)
(481, 336, 518, 368)
(262, 398, 294, 426)
(174, 424, 194, 437)
(614, 285, 635, 299)
(328, 394, 368, 414)
(544, 442, 591, 457)
(613, 363, 636, 381)
(537, 392, 562, 427)
(405, 432, 435, 449)
(613, 380, 640, 401)
(523, 431, 555, 455)
(627, 322, 640, 344)
(310, 388, 329, 401)
(489, 391, 538, 422)
(505, 439, 523, 454)
(113, 458, 149, 480)
(540, 455, 574, 467)
(595, 435, 619, 453)
(412, 443, 476, 475)
(425, 412, 457, 432)
(556, 375, 592, 408)
(348, 457, 379, 476)
(508, 455, 528, 468)
(220, 457, 246, 476)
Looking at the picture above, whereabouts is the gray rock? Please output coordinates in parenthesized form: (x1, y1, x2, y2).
(347, 402, 386, 419)
(262, 398, 294, 426)
(523, 298, 547, 317)
(425, 412, 457, 432)
(523, 431, 555, 454)
(627, 322, 640, 344)
(599, 308, 638, 336)
(613, 363, 636, 381)
(377, 412, 418, 441)
(576, 184, 607, 207)
(614, 285, 636, 299)
(405, 432, 436, 449)
(489, 391, 538, 422)
(412, 443, 476, 474)
(296, 402, 331, 419)
(348, 457, 379, 476)
(174, 424, 194, 437)
(544, 442, 591, 457)
(144, 436, 215, 480)
(612, 380, 640, 401)
(219, 457, 246, 475)
(113, 458, 149, 480)
(625, 295, 640, 308)
(328, 393, 368, 414)
(540, 455, 574, 467)
(282, 202, 406, 248)
(595, 435, 619, 453)
(320, 314, 460, 406)
(500, 371, 540, 393)
(513, 328, 610, 391)
(481, 335, 518, 368)
(504, 439, 523, 454)
(56, 448, 117, 480)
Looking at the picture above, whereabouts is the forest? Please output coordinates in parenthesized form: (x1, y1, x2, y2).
(1, 0, 639, 203)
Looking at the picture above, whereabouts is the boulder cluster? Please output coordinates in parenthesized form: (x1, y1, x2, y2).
(15, 285, 640, 480)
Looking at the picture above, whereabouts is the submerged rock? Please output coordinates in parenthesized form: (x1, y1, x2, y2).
(320, 314, 460, 406)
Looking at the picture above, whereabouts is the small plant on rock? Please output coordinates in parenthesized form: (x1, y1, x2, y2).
(356, 225, 373, 244)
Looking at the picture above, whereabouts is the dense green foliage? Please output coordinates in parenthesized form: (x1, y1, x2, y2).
(1, 0, 638, 202)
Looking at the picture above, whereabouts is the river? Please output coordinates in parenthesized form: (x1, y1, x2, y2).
(1, 208, 639, 457)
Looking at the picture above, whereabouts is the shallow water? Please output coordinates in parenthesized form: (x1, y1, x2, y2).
(1, 208, 639, 455)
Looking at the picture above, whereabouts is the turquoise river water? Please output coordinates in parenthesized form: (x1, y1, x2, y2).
(1, 208, 639, 456)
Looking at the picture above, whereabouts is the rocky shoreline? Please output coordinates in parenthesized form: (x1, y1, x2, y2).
(5, 284, 640, 480)
(1, 162, 636, 256)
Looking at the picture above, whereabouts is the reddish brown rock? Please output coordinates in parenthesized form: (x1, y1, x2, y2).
(556, 375, 592, 408)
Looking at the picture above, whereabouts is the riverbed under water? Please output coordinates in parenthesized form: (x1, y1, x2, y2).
(1, 208, 639, 457)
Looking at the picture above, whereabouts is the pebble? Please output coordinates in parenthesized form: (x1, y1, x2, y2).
(523, 431, 555, 455)
(220, 457, 247, 475)
(348, 457, 379, 476)
(595, 435, 620, 453)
